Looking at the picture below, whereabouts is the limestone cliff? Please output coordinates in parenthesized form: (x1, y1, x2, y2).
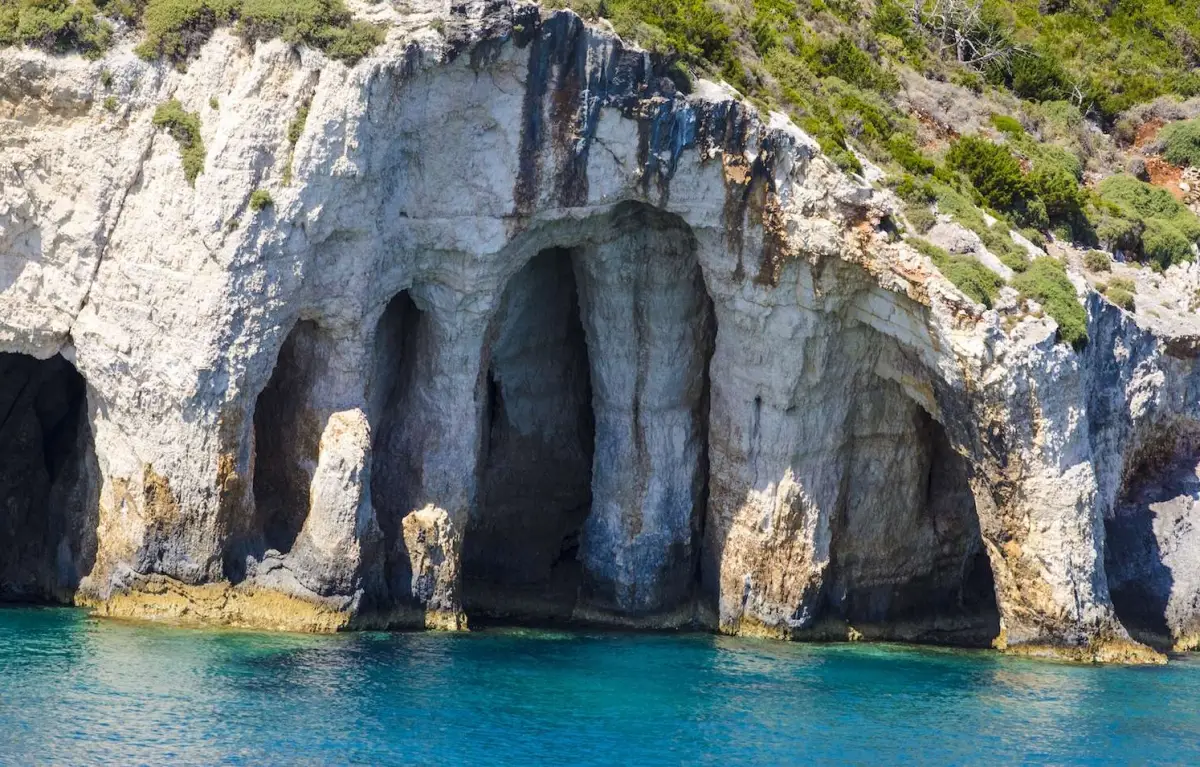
(1, 0, 1196, 664)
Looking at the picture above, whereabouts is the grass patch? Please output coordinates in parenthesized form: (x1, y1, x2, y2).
(249, 188, 273, 211)
(905, 203, 936, 235)
(912, 237, 1004, 309)
(1097, 175, 1200, 269)
(1109, 276, 1137, 294)
(1013, 257, 1087, 348)
(152, 98, 205, 185)
(1106, 287, 1135, 311)
(990, 114, 1024, 137)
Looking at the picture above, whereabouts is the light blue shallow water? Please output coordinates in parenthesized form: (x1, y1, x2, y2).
(1, 608, 1199, 765)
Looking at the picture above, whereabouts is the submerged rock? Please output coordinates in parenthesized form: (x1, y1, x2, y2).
(0, 1, 1193, 663)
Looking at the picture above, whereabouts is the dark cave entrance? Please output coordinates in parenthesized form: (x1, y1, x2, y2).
(249, 320, 327, 565)
(0, 352, 97, 603)
(369, 291, 434, 603)
(1103, 430, 1200, 649)
(822, 381, 1000, 645)
(463, 248, 595, 622)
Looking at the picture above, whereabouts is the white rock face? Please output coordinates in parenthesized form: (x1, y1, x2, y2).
(0, 1, 1195, 662)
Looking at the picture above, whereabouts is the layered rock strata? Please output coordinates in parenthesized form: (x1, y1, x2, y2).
(0, 1, 1195, 662)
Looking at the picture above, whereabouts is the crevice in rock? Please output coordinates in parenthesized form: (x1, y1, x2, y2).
(464, 248, 595, 623)
(0, 352, 98, 603)
(820, 379, 1000, 645)
(369, 291, 431, 606)
(238, 320, 327, 581)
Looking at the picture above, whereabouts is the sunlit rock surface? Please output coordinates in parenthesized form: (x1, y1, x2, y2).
(1, 0, 1195, 663)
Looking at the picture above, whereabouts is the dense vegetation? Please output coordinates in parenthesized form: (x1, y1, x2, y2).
(0, 0, 382, 63)
(1097, 175, 1200, 269)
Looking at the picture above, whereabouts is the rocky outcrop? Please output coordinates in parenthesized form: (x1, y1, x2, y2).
(0, 1, 1195, 663)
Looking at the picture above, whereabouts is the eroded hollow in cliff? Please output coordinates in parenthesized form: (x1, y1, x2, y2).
(247, 320, 328, 569)
(370, 291, 435, 604)
(1104, 426, 1200, 649)
(464, 203, 717, 624)
(0, 352, 98, 602)
(463, 248, 595, 621)
(820, 378, 999, 645)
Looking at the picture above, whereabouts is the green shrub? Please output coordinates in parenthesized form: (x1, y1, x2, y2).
(1106, 287, 1135, 311)
(249, 189, 273, 211)
(136, 0, 239, 61)
(990, 114, 1025, 136)
(912, 238, 1005, 308)
(1083, 250, 1111, 272)
(1142, 218, 1194, 269)
(894, 174, 937, 205)
(1013, 257, 1088, 348)
(152, 99, 205, 185)
(905, 204, 936, 234)
(1100, 175, 1194, 220)
(0, 0, 113, 57)
(886, 133, 935, 175)
(812, 35, 897, 93)
(1028, 164, 1085, 223)
(1097, 175, 1200, 267)
(1161, 119, 1200, 168)
(1008, 52, 1069, 102)
(238, 0, 383, 64)
(946, 136, 1036, 221)
(605, 0, 734, 66)
(209, 96, 219, 110)
(1095, 213, 1143, 254)
(287, 100, 310, 145)
(134, 0, 382, 64)
(102, 94, 117, 112)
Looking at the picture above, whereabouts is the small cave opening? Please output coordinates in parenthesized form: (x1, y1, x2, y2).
(822, 378, 999, 646)
(0, 352, 98, 603)
(369, 291, 432, 604)
(463, 248, 595, 623)
(1104, 428, 1200, 649)
(247, 320, 327, 570)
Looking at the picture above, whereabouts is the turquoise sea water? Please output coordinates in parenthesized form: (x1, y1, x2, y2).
(1, 608, 1199, 765)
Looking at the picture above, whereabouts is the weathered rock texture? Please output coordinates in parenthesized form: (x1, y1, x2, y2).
(0, 1, 1196, 662)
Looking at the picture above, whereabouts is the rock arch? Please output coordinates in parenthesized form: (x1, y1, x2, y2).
(463, 202, 717, 625)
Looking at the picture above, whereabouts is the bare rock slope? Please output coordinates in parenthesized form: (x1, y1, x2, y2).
(1, 1, 1197, 663)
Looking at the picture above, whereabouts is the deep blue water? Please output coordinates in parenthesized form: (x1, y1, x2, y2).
(1, 608, 1198, 765)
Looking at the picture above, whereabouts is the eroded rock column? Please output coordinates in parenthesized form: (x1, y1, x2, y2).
(572, 213, 715, 620)
(369, 288, 481, 629)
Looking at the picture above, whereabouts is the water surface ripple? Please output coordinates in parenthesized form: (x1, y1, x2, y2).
(1, 608, 1197, 765)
